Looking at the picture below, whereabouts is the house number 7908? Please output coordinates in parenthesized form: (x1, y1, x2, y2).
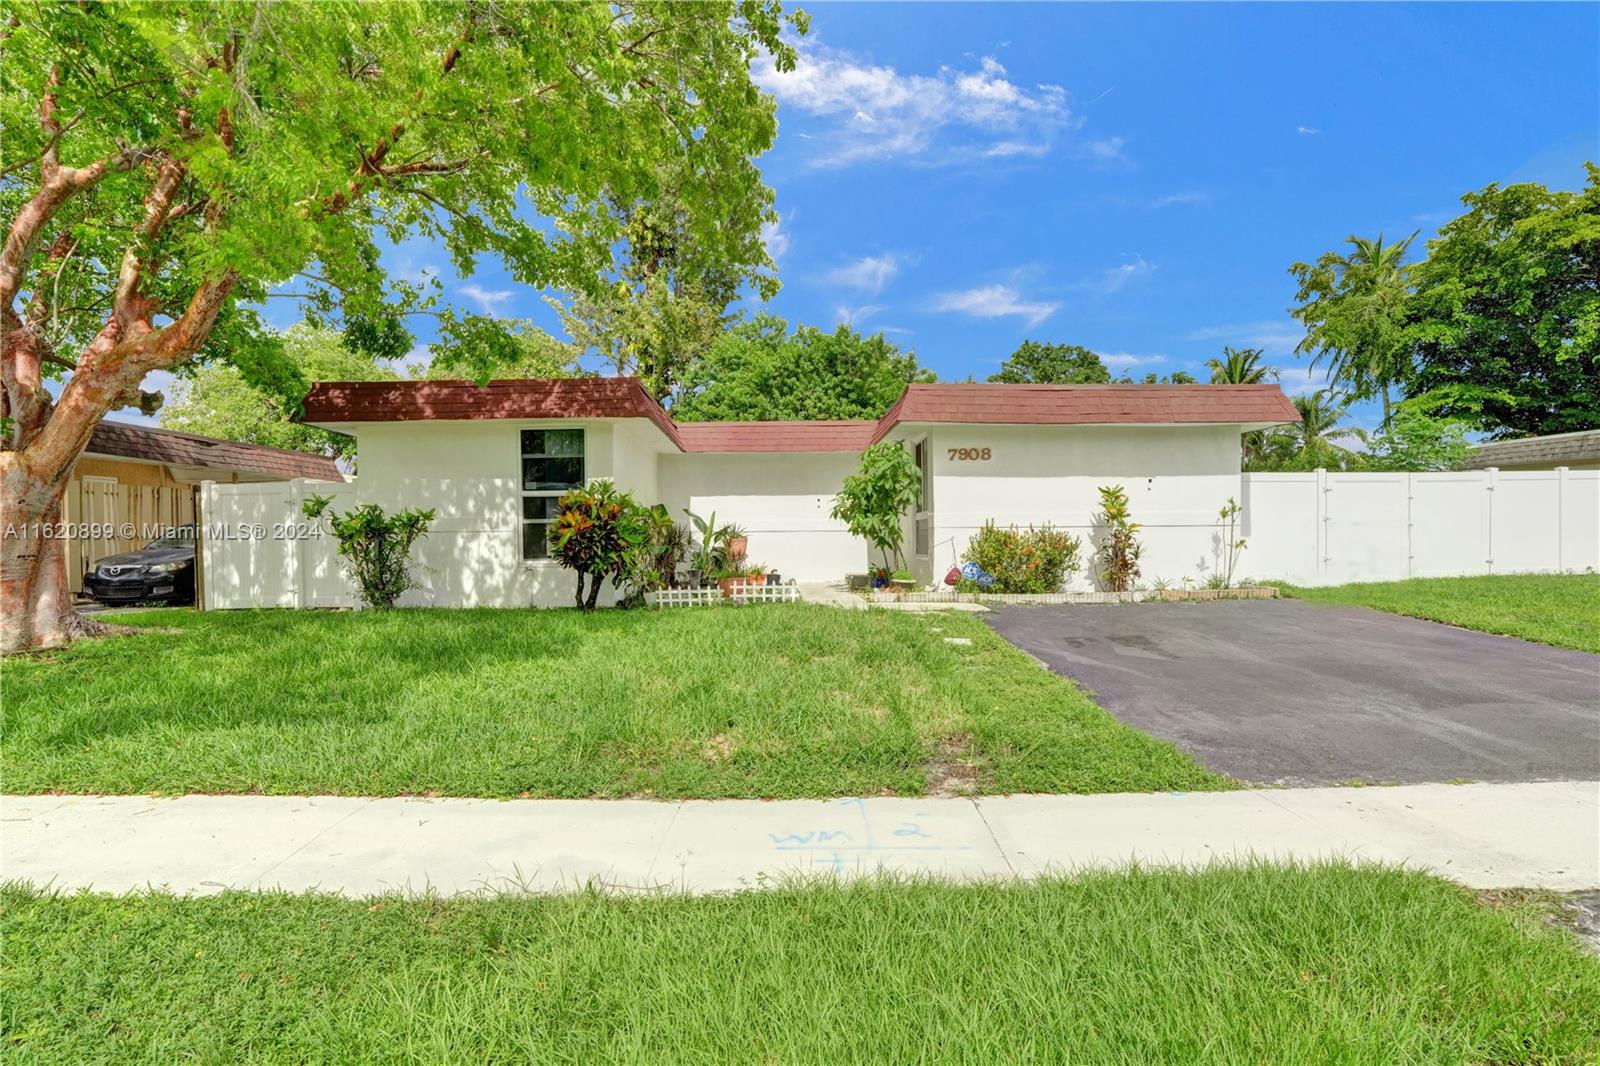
(948, 447, 991, 461)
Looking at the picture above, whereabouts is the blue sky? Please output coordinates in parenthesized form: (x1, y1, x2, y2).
(219, 4, 1599, 434)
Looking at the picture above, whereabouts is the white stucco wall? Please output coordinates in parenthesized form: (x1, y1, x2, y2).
(344, 420, 629, 608)
(901, 422, 1246, 591)
(203, 418, 1261, 607)
(658, 451, 868, 582)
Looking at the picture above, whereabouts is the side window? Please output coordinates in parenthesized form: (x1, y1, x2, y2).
(520, 428, 584, 560)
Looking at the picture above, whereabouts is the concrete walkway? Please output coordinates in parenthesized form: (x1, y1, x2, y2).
(5, 781, 1595, 896)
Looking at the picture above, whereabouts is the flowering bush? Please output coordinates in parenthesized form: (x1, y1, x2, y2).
(961, 522, 1081, 594)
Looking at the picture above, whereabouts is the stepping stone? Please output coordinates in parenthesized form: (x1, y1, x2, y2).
(943, 637, 972, 646)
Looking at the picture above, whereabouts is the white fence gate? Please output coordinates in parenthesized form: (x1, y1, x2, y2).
(199, 479, 354, 610)
(1239, 467, 1599, 586)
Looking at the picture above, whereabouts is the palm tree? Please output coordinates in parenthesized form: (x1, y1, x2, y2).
(1293, 390, 1368, 466)
(1206, 346, 1279, 385)
(1289, 231, 1418, 430)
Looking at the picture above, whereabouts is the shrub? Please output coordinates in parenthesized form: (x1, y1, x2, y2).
(615, 506, 683, 608)
(549, 481, 651, 610)
(831, 441, 922, 574)
(302, 496, 435, 609)
(1094, 485, 1142, 592)
(963, 522, 1082, 594)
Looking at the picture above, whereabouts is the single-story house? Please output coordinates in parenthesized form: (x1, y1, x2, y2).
(1460, 429, 1600, 471)
(65, 420, 341, 593)
(298, 379, 1298, 606)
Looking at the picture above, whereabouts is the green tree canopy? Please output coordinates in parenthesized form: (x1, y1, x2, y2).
(1362, 402, 1473, 472)
(1207, 346, 1279, 384)
(555, 162, 770, 403)
(1404, 166, 1600, 438)
(987, 341, 1111, 384)
(1249, 391, 1368, 472)
(423, 319, 586, 382)
(160, 325, 397, 461)
(0, 0, 803, 651)
(672, 314, 934, 422)
(1289, 232, 1418, 427)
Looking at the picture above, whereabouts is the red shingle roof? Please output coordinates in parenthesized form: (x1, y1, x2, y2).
(675, 420, 877, 454)
(301, 378, 683, 448)
(87, 421, 342, 481)
(299, 379, 1299, 455)
(869, 383, 1299, 442)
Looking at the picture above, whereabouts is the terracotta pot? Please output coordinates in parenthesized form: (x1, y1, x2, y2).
(718, 574, 766, 596)
(725, 536, 749, 558)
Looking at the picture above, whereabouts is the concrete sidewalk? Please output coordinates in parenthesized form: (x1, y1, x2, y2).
(4, 781, 1596, 896)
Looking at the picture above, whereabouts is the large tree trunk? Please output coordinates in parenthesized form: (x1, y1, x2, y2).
(0, 453, 108, 653)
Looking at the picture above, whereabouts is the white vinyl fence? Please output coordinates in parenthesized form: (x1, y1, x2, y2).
(1239, 467, 1599, 586)
(199, 479, 356, 610)
(200, 468, 1599, 609)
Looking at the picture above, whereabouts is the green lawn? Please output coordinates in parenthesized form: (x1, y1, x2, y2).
(4, 865, 1596, 1065)
(1278, 572, 1600, 654)
(2, 605, 1226, 798)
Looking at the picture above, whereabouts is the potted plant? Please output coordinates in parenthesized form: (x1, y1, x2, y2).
(889, 568, 917, 591)
(683, 508, 724, 576)
(766, 570, 780, 586)
(722, 523, 749, 560)
(717, 562, 766, 597)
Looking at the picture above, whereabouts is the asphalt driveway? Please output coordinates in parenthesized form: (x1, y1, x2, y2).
(985, 600, 1600, 786)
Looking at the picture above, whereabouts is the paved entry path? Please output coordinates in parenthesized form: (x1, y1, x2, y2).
(5, 781, 1596, 896)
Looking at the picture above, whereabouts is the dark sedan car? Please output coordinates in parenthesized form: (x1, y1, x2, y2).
(81, 529, 197, 606)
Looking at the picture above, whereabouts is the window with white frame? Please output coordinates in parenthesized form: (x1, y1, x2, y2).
(520, 428, 585, 560)
(913, 437, 932, 557)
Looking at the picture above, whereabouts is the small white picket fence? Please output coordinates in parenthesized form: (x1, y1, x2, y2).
(646, 582, 801, 608)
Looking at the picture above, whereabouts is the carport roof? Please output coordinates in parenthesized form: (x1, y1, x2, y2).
(301, 378, 1299, 453)
(87, 421, 342, 481)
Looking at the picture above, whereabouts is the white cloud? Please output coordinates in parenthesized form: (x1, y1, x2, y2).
(1297, 125, 1321, 135)
(931, 284, 1058, 327)
(1186, 320, 1307, 357)
(1078, 136, 1129, 167)
(984, 140, 1050, 158)
(1088, 254, 1155, 294)
(761, 214, 791, 261)
(754, 44, 1082, 166)
(823, 253, 902, 295)
(1146, 191, 1211, 209)
(1100, 352, 1166, 368)
(1272, 364, 1333, 397)
(835, 303, 883, 327)
(458, 283, 513, 314)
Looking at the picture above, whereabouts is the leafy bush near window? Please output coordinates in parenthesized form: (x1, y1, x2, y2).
(549, 481, 651, 610)
(961, 522, 1082, 594)
(302, 496, 436, 609)
(1094, 485, 1142, 593)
